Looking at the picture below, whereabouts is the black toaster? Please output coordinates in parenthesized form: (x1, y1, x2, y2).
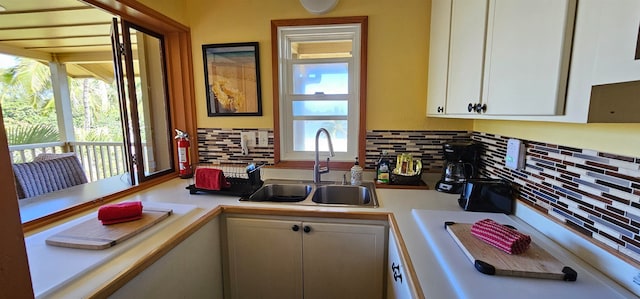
(458, 179, 514, 214)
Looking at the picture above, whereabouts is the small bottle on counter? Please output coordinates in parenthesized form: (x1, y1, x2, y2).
(350, 157, 363, 186)
(376, 151, 390, 184)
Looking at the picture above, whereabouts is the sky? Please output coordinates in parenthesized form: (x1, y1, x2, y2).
(0, 53, 17, 69)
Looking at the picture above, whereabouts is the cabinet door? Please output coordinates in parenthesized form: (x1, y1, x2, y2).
(426, 0, 452, 116)
(387, 230, 412, 299)
(446, 0, 488, 114)
(591, 0, 640, 85)
(482, 0, 576, 115)
(226, 218, 303, 299)
(302, 222, 386, 299)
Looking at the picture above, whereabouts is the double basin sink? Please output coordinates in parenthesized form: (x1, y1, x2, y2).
(241, 180, 378, 208)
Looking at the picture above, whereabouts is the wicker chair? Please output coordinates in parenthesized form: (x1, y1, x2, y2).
(12, 154, 88, 199)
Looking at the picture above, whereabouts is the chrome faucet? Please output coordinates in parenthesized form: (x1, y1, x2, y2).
(313, 128, 335, 183)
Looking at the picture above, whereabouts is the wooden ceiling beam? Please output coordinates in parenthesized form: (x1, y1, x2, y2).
(69, 63, 114, 82)
(0, 43, 51, 61)
(0, 22, 111, 31)
(54, 51, 114, 63)
(0, 6, 93, 15)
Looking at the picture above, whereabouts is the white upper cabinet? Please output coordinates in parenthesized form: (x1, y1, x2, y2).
(590, 0, 640, 85)
(445, 0, 488, 115)
(427, 0, 576, 117)
(426, 0, 451, 115)
(482, 0, 575, 115)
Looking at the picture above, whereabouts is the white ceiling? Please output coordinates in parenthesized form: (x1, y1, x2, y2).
(0, 0, 117, 80)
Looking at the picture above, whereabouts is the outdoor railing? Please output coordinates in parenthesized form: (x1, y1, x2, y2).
(71, 141, 127, 182)
(8, 142, 66, 163)
(9, 141, 127, 183)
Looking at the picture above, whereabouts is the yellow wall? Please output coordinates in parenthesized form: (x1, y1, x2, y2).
(146, 0, 638, 158)
(184, 0, 472, 131)
(136, 0, 188, 25)
(474, 120, 640, 158)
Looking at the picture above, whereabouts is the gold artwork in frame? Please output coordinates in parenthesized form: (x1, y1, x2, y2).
(202, 42, 262, 116)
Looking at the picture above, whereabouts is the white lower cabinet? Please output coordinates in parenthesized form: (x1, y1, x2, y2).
(386, 229, 413, 299)
(225, 217, 386, 299)
(110, 218, 223, 299)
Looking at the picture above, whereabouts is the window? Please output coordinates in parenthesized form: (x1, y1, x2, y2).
(272, 17, 368, 165)
(0, 0, 195, 227)
(112, 19, 174, 184)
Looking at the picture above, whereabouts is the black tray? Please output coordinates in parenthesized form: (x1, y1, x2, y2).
(186, 166, 264, 197)
(186, 177, 263, 197)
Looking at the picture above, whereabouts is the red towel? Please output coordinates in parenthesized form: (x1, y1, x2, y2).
(470, 218, 531, 254)
(98, 201, 143, 225)
(194, 168, 231, 190)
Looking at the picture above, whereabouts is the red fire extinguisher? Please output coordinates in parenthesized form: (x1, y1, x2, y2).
(175, 129, 193, 178)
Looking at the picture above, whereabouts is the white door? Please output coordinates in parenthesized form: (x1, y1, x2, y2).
(226, 218, 303, 299)
(427, 0, 452, 116)
(482, 0, 575, 115)
(302, 222, 386, 299)
(590, 0, 640, 85)
(386, 230, 413, 299)
(446, 0, 488, 114)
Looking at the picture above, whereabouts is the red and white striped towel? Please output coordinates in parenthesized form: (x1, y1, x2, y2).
(470, 218, 531, 254)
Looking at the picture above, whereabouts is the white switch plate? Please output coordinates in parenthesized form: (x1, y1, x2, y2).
(240, 132, 256, 147)
(505, 138, 525, 170)
(258, 131, 268, 147)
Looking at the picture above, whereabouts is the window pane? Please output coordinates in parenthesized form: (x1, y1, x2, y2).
(130, 28, 172, 177)
(291, 40, 352, 59)
(292, 100, 348, 116)
(293, 120, 348, 152)
(292, 63, 348, 95)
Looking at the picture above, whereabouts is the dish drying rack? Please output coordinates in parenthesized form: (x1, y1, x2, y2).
(186, 164, 264, 197)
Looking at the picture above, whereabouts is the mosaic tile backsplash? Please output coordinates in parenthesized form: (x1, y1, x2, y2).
(365, 130, 470, 171)
(197, 128, 471, 171)
(197, 128, 274, 166)
(198, 127, 640, 263)
(472, 132, 640, 264)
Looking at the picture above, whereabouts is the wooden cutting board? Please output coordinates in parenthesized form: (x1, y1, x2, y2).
(46, 208, 172, 250)
(445, 221, 577, 281)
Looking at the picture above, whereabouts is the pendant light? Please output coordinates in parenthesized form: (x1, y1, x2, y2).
(299, 0, 338, 15)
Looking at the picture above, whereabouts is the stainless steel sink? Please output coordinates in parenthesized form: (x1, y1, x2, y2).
(247, 183, 313, 202)
(311, 185, 375, 206)
(242, 180, 378, 208)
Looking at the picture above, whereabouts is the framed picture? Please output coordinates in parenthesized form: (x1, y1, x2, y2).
(202, 42, 262, 116)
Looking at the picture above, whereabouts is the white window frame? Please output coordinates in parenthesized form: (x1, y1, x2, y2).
(277, 24, 361, 162)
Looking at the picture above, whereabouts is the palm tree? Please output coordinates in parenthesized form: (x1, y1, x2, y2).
(0, 57, 58, 146)
(6, 123, 58, 145)
(0, 58, 54, 111)
(69, 77, 122, 142)
(1, 55, 123, 145)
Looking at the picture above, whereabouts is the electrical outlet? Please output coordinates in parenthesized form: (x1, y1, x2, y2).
(258, 131, 268, 147)
(240, 132, 256, 147)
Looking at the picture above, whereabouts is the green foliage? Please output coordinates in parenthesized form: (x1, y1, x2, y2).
(69, 78, 123, 142)
(1, 55, 123, 145)
(0, 59, 53, 111)
(6, 123, 58, 145)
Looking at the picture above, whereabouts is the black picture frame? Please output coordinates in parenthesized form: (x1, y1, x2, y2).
(202, 42, 262, 116)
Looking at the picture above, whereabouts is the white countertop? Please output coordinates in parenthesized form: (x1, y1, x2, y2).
(24, 174, 638, 298)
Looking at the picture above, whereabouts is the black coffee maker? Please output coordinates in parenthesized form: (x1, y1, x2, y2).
(435, 141, 481, 194)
